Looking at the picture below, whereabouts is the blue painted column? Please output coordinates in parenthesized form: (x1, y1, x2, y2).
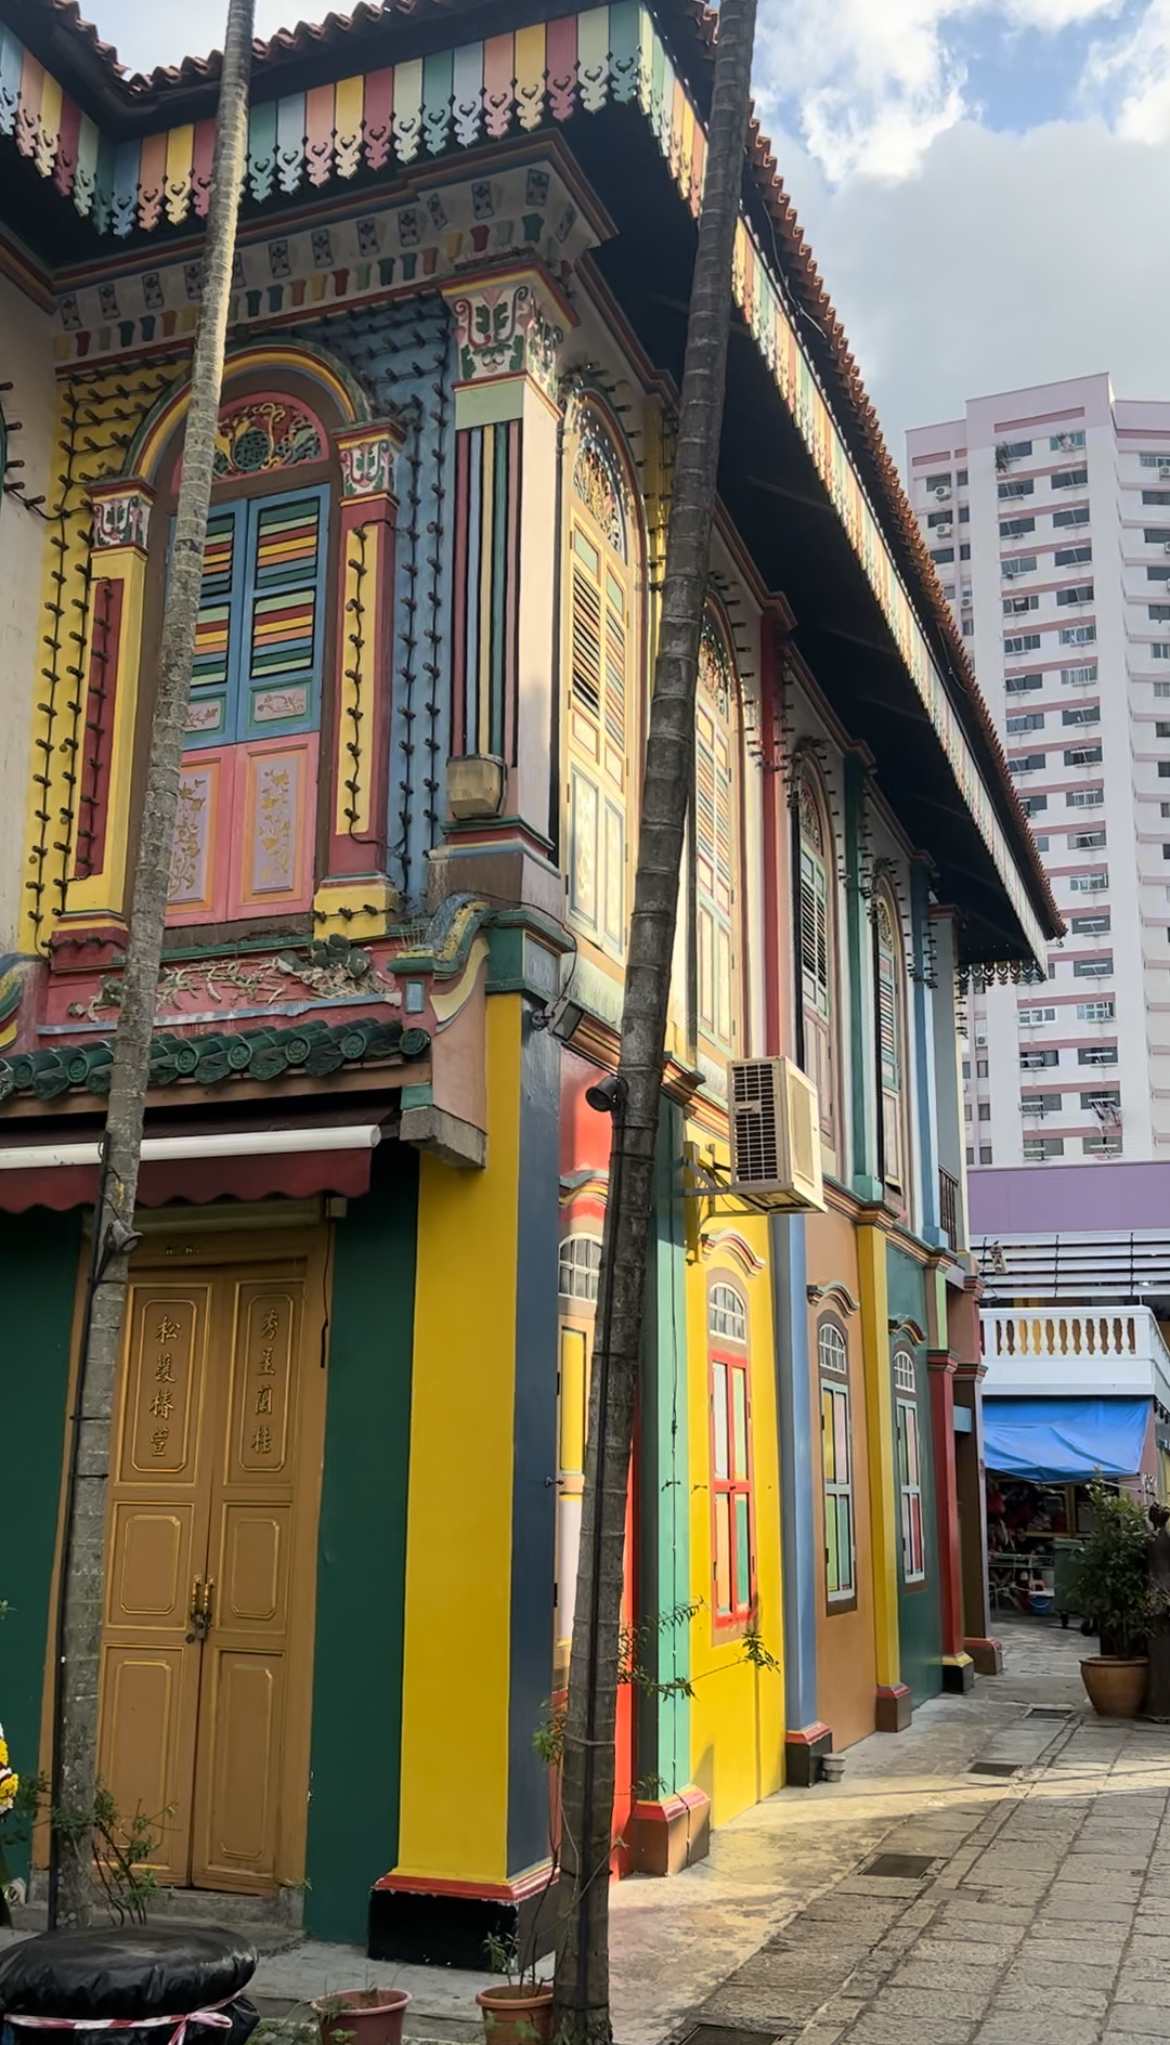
(771, 1210, 832, 1783)
(910, 861, 945, 1248)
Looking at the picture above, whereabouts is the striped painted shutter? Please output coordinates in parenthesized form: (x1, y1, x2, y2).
(185, 504, 245, 747)
(239, 488, 326, 739)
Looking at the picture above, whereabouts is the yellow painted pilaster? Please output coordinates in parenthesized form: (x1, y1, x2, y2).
(64, 491, 153, 923)
(857, 1219, 901, 1691)
(396, 994, 522, 1882)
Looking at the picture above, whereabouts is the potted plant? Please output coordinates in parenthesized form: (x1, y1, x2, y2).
(312, 1987, 412, 2045)
(475, 1932, 553, 2045)
(1066, 1482, 1154, 1718)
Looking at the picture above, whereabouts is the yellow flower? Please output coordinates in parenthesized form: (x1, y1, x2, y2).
(0, 1723, 17, 1814)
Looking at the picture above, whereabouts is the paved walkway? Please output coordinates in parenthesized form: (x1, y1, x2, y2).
(7, 1619, 1169, 2045)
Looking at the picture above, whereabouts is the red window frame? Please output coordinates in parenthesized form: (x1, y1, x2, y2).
(708, 1282, 754, 1635)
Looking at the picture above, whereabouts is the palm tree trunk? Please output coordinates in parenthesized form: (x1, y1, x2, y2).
(49, 0, 256, 1931)
(552, 0, 758, 2035)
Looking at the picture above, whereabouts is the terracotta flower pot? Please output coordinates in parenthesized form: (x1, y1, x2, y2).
(314, 1988, 412, 2045)
(1080, 1655, 1148, 1718)
(475, 1983, 554, 2045)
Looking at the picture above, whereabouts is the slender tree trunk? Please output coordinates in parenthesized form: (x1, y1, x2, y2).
(553, 0, 758, 2035)
(50, 0, 255, 1931)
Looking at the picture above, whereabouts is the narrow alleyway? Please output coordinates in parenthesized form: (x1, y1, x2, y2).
(652, 1617, 1170, 2045)
(6, 1618, 1168, 2045)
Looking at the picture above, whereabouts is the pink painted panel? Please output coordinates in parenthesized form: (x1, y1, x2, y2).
(228, 733, 319, 915)
(167, 749, 235, 925)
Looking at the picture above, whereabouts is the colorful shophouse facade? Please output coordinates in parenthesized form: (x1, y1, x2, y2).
(0, 0, 1059, 1961)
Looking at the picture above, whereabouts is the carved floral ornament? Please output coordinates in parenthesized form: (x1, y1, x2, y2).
(90, 483, 154, 553)
(335, 420, 406, 501)
(571, 419, 627, 557)
(445, 275, 566, 401)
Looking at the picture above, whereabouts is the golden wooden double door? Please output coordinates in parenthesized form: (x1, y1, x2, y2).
(96, 1233, 327, 1892)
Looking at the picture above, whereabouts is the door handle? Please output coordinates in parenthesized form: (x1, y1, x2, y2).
(186, 1575, 215, 1644)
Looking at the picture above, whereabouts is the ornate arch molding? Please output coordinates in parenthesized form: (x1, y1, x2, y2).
(700, 1227, 765, 1276)
(869, 856, 916, 981)
(560, 380, 648, 569)
(789, 738, 846, 886)
(888, 1315, 927, 1346)
(125, 340, 372, 486)
(807, 1281, 859, 1316)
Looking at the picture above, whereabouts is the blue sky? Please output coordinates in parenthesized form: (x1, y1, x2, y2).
(81, 0, 1170, 464)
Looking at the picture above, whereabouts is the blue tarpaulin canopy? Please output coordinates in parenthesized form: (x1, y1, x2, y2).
(983, 1397, 1150, 1481)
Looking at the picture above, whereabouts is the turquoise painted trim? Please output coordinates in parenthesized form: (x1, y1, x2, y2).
(910, 864, 944, 1248)
(0, 1212, 81, 1887)
(637, 1100, 691, 1796)
(771, 1212, 818, 1730)
(886, 1244, 943, 1705)
(845, 758, 881, 1202)
(304, 1147, 419, 1941)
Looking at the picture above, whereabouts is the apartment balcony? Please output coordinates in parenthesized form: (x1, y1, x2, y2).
(981, 1305, 1170, 1409)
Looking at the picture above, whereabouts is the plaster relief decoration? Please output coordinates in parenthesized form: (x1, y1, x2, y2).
(571, 423, 626, 556)
(67, 939, 403, 1022)
(90, 484, 153, 552)
(212, 396, 324, 480)
(234, 736, 318, 912)
(448, 274, 566, 396)
(251, 753, 299, 895)
(254, 687, 310, 723)
(168, 759, 220, 916)
(337, 421, 404, 499)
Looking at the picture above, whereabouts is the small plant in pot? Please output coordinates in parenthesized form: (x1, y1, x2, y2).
(1066, 1482, 1155, 1718)
(312, 1986, 412, 2045)
(476, 1932, 553, 2045)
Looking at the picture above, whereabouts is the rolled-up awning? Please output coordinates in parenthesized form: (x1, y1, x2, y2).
(983, 1395, 1150, 1481)
(0, 1122, 385, 1211)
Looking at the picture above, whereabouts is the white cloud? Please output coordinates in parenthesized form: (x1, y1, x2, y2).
(1083, 0, 1170, 139)
(754, 0, 1129, 182)
(770, 109, 1170, 462)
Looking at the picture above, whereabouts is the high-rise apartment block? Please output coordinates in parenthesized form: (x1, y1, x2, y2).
(908, 375, 1170, 1181)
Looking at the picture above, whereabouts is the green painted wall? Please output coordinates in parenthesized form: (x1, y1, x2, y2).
(305, 1146, 419, 1941)
(0, 1211, 81, 1884)
(886, 1243, 943, 1706)
(637, 1101, 691, 1797)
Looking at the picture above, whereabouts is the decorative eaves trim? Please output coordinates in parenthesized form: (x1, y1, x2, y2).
(0, 1015, 429, 1100)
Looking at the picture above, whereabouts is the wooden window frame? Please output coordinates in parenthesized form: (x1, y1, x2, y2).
(893, 1347, 926, 1588)
(874, 886, 909, 1204)
(564, 412, 635, 965)
(154, 449, 334, 936)
(708, 1277, 755, 1640)
(794, 766, 837, 1145)
(817, 1315, 857, 1612)
(693, 608, 742, 1057)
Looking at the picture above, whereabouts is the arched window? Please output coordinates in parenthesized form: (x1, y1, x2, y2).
(164, 391, 331, 926)
(558, 1233, 602, 1305)
(817, 1316, 854, 1606)
(707, 1278, 753, 1632)
(695, 612, 740, 1054)
(874, 889, 908, 1195)
(795, 770, 836, 1144)
(565, 413, 635, 960)
(893, 1346, 925, 1585)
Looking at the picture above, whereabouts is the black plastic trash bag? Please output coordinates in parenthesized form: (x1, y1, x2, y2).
(0, 1927, 258, 2026)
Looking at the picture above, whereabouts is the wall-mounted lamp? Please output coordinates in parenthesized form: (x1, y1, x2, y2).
(586, 1073, 626, 1115)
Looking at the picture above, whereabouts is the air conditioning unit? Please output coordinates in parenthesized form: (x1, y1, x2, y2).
(934, 485, 951, 501)
(936, 522, 953, 538)
(1160, 466, 1170, 481)
(1163, 542, 1170, 556)
(728, 1057, 825, 1210)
